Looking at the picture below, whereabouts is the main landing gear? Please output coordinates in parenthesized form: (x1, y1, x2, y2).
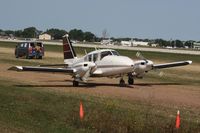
(119, 75, 134, 87)
(128, 76, 134, 85)
(73, 80, 79, 87)
(119, 78, 125, 87)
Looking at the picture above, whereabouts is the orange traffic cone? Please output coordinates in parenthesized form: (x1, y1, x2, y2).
(175, 110, 180, 129)
(79, 101, 84, 120)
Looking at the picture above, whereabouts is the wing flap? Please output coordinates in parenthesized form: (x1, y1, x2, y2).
(153, 60, 192, 69)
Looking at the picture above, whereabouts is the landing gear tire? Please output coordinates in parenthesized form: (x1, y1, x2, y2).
(119, 79, 125, 87)
(73, 80, 79, 87)
(128, 77, 134, 85)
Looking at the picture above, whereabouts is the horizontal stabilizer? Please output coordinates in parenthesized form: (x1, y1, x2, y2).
(153, 60, 192, 69)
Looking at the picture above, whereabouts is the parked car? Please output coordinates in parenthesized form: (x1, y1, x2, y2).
(15, 42, 44, 59)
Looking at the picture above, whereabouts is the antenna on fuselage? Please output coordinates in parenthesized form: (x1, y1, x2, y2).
(84, 49, 87, 55)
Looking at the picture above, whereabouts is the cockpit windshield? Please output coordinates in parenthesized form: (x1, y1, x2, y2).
(111, 50, 120, 56)
(100, 50, 120, 59)
(101, 51, 112, 59)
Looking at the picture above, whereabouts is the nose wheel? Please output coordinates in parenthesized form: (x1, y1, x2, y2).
(128, 76, 134, 85)
(119, 78, 125, 87)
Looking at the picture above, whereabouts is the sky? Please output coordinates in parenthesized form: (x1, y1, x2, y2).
(0, 0, 200, 41)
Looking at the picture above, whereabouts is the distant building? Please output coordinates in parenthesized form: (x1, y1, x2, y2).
(121, 41, 133, 47)
(101, 39, 114, 45)
(121, 40, 148, 47)
(151, 44, 158, 47)
(193, 42, 200, 49)
(39, 33, 51, 40)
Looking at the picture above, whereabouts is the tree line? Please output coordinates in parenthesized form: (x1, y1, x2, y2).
(0, 27, 199, 48)
(0, 27, 97, 42)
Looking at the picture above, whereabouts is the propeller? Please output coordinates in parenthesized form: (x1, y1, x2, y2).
(136, 51, 148, 63)
(135, 51, 165, 77)
(154, 68, 165, 77)
(136, 51, 145, 60)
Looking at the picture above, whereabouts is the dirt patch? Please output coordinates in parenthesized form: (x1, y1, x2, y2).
(1, 63, 200, 109)
(0, 47, 14, 54)
(1, 47, 200, 110)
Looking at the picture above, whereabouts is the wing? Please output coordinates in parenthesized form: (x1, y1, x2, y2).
(8, 66, 75, 74)
(153, 60, 192, 69)
(39, 64, 68, 67)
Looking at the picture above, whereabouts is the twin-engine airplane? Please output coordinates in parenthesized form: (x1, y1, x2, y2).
(9, 35, 192, 87)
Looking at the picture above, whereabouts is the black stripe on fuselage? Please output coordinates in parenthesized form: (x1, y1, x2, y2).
(97, 65, 133, 68)
(73, 64, 133, 68)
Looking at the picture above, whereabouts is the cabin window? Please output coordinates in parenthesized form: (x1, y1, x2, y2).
(101, 51, 112, 59)
(88, 54, 92, 62)
(93, 53, 98, 62)
(20, 43, 24, 47)
(24, 43, 27, 47)
(37, 43, 42, 47)
(30, 43, 35, 48)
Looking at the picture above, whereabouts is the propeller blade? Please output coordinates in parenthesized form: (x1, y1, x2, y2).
(136, 51, 148, 63)
(154, 69, 165, 77)
(136, 51, 143, 59)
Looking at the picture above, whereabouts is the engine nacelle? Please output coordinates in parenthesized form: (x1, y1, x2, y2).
(132, 60, 153, 78)
(73, 62, 96, 78)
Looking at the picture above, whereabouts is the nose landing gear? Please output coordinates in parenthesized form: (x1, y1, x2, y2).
(127, 73, 134, 85)
(128, 76, 134, 85)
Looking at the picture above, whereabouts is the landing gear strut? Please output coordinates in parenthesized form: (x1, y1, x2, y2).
(73, 80, 79, 87)
(128, 76, 134, 85)
(119, 78, 125, 87)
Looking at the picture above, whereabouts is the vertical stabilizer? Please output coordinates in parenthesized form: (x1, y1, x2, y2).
(63, 34, 77, 60)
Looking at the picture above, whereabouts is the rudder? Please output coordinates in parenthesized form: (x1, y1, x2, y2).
(63, 34, 77, 60)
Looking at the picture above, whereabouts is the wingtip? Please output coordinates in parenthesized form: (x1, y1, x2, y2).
(8, 66, 23, 71)
(187, 60, 192, 64)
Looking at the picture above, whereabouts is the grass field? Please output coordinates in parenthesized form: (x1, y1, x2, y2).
(0, 41, 200, 132)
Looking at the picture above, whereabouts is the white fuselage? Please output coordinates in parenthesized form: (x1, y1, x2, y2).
(65, 49, 135, 78)
(93, 56, 134, 77)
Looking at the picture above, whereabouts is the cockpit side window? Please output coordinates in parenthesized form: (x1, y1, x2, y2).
(93, 53, 98, 62)
(88, 54, 92, 62)
(101, 51, 112, 59)
(111, 51, 119, 56)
